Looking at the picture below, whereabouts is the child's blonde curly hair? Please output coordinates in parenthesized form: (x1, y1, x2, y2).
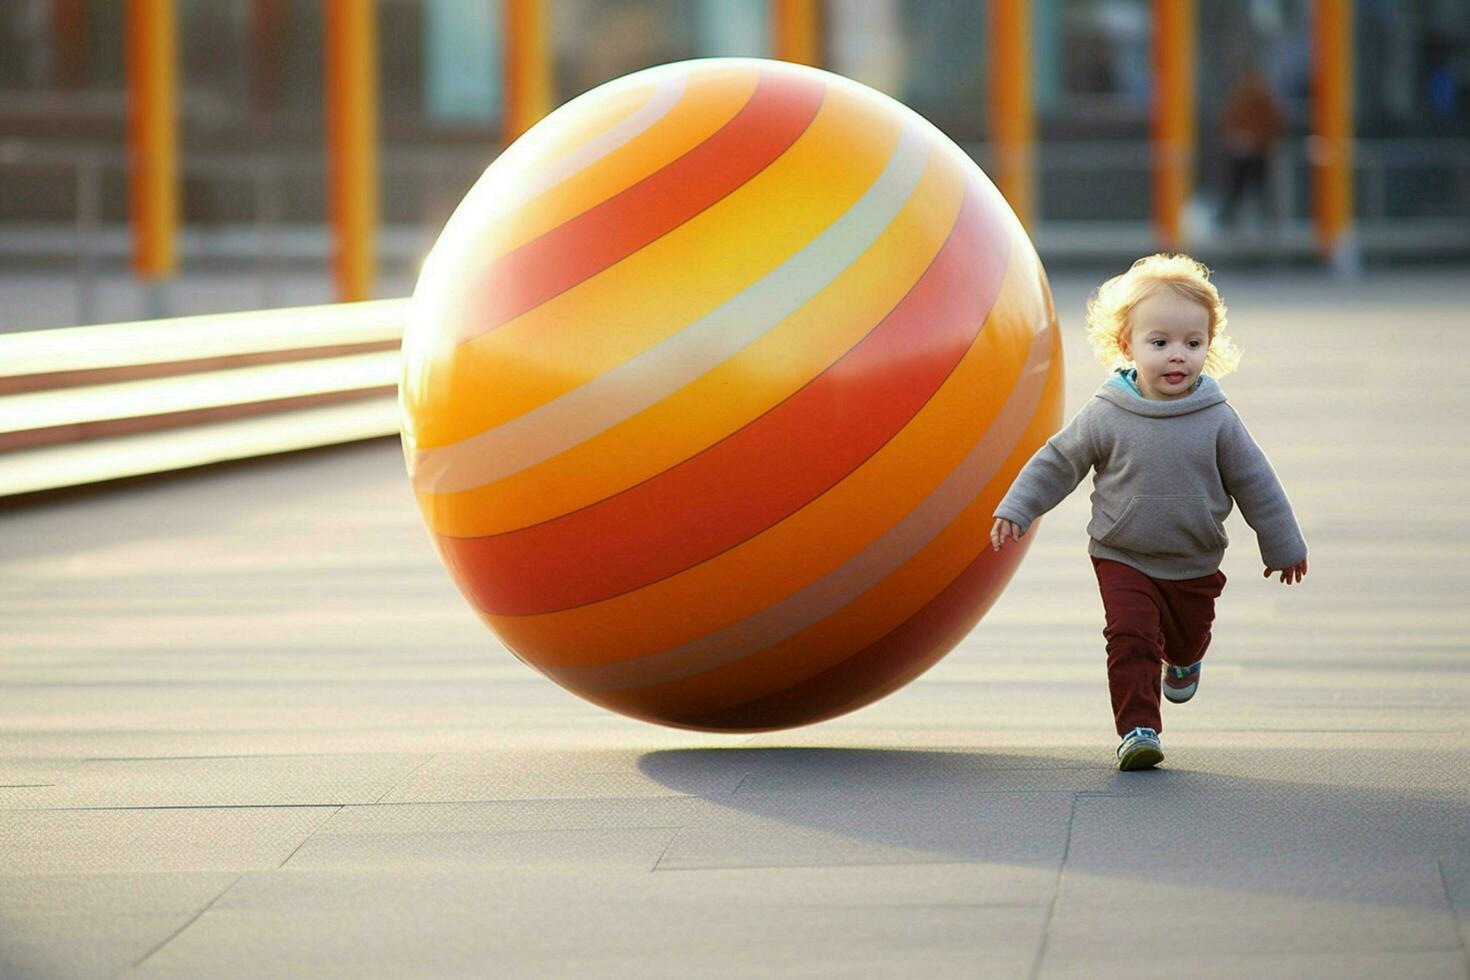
(1084, 253, 1243, 378)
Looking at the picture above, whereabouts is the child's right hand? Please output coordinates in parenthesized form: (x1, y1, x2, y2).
(990, 517, 1023, 552)
(1264, 556, 1308, 585)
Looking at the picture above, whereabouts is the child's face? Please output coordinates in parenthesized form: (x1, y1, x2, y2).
(1119, 290, 1211, 401)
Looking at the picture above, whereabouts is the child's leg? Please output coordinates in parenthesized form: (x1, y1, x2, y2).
(1090, 557, 1167, 736)
(1156, 569, 1228, 667)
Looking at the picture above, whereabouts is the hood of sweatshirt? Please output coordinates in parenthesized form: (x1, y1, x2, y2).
(1095, 369, 1227, 418)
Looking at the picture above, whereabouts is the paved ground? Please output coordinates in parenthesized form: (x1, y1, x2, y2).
(1, 269, 1468, 978)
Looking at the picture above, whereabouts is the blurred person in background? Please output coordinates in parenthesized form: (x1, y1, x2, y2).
(1215, 65, 1288, 235)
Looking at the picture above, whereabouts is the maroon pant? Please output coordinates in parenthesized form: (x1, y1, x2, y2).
(1090, 557, 1227, 736)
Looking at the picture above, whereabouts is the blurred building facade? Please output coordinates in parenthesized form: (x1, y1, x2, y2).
(1, 0, 1467, 283)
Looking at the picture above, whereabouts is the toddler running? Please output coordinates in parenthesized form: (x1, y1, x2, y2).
(989, 254, 1308, 771)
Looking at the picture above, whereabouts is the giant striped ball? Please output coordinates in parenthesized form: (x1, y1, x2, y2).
(401, 58, 1063, 731)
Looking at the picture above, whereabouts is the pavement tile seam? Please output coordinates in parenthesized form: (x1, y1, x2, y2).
(117, 905, 1050, 972)
(273, 805, 344, 870)
(732, 789, 1109, 798)
(0, 913, 201, 980)
(793, 902, 1052, 911)
(650, 827, 680, 871)
(0, 872, 247, 921)
(646, 858, 1059, 874)
(313, 823, 692, 838)
(1036, 951, 1470, 980)
(368, 753, 439, 804)
(77, 753, 390, 761)
(650, 860, 1050, 874)
(1029, 792, 1078, 980)
(126, 872, 246, 974)
(1044, 943, 1469, 959)
(0, 911, 205, 923)
(279, 827, 686, 872)
(1065, 789, 1470, 805)
(1438, 860, 1470, 976)
(0, 803, 366, 813)
(733, 770, 1101, 782)
(334, 795, 710, 810)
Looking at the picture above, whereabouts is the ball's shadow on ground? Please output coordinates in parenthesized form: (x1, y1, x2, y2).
(637, 746, 1469, 909)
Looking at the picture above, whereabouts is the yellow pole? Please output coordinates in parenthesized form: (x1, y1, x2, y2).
(125, 0, 178, 283)
(325, 0, 378, 303)
(1312, 0, 1354, 262)
(988, 0, 1035, 230)
(773, 0, 820, 67)
(502, 0, 552, 144)
(1152, 0, 1195, 250)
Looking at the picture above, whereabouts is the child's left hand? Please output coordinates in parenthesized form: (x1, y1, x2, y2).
(1264, 557, 1308, 585)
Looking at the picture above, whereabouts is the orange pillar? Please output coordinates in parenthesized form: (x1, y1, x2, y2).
(1312, 0, 1355, 265)
(1151, 0, 1195, 250)
(503, 0, 553, 144)
(125, 0, 178, 283)
(773, 0, 820, 67)
(325, 0, 379, 302)
(988, 0, 1035, 229)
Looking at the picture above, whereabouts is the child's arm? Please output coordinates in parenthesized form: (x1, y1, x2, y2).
(991, 402, 1100, 550)
(1217, 406, 1309, 579)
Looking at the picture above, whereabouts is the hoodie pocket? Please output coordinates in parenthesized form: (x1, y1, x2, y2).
(1096, 495, 1228, 557)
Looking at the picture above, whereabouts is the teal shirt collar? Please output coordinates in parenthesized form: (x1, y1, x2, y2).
(1107, 367, 1202, 399)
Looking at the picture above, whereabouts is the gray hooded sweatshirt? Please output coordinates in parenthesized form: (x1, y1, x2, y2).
(993, 371, 1307, 580)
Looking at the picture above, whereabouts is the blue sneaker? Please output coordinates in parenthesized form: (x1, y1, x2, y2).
(1116, 726, 1164, 771)
(1164, 660, 1202, 703)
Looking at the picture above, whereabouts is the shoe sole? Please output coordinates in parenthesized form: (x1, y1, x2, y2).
(1117, 745, 1164, 771)
(1163, 681, 1198, 704)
